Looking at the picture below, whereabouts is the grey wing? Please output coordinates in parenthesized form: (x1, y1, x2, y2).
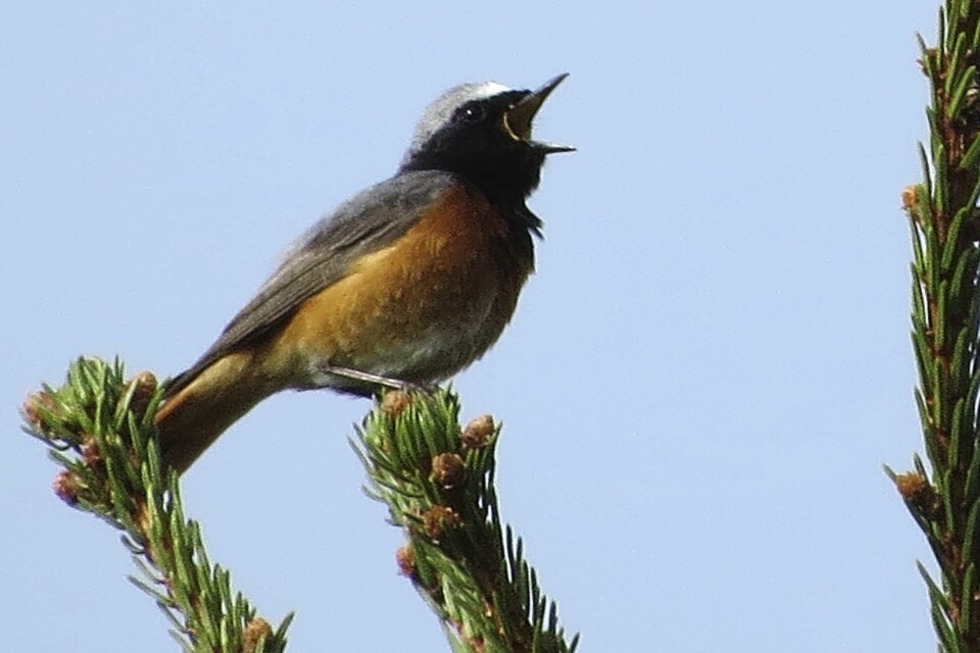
(164, 170, 458, 396)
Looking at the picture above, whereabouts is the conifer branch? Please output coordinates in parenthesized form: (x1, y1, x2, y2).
(22, 357, 292, 653)
(354, 390, 579, 653)
(891, 2, 980, 650)
(22, 357, 577, 652)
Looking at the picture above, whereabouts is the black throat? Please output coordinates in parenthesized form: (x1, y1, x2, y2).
(398, 87, 550, 237)
(398, 144, 545, 236)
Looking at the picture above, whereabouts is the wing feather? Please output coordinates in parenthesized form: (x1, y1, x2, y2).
(165, 170, 458, 395)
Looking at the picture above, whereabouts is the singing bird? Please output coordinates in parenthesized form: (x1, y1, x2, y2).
(154, 74, 572, 473)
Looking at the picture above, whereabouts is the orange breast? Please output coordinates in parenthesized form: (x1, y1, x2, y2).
(263, 182, 533, 390)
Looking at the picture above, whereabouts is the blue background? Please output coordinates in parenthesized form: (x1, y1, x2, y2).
(3, 3, 935, 651)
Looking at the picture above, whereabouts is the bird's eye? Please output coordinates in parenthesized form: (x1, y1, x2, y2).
(456, 103, 486, 123)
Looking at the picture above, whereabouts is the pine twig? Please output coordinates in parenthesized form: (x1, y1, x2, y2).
(892, 2, 980, 651)
(354, 389, 579, 653)
(21, 357, 292, 653)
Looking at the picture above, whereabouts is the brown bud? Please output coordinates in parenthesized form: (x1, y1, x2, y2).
(895, 471, 927, 498)
(243, 617, 274, 653)
(461, 414, 495, 450)
(896, 472, 941, 520)
(901, 185, 919, 212)
(22, 391, 56, 433)
(381, 390, 413, 416)
(431, 453, 466, 489)
(52, 471, 84, 506)
(127, 371, 158, 416)
(396, 544, 417, 578)
(421, 505, 461, 541)
(81, 437, 101, 465)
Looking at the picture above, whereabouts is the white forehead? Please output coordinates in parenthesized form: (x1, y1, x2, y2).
(406, 81, 514, 155)
(461, 81, 511, 99)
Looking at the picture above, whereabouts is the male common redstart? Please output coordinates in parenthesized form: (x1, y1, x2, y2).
(154, 74, 572, 473)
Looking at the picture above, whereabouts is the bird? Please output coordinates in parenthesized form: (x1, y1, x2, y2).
(153, 73, 572, 474)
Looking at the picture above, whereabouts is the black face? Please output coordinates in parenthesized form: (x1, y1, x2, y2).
(400, 90, 548, 206)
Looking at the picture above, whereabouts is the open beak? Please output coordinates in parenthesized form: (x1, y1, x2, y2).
(503, 73, 575, 154)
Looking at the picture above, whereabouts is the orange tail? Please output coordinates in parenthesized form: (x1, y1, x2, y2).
(154, 352, 280, 474)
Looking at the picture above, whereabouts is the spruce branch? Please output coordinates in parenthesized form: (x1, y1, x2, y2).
(354, 389, 579, 653)
(21, 357, 292, 653)
(23, 358, 578, 652)
(892, 1, 980, 650)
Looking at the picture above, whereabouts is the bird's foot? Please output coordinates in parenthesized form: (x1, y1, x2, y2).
(320, 363, 437, 396)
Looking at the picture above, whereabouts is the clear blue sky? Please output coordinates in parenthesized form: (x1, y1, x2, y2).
(2, 2, 937, 651)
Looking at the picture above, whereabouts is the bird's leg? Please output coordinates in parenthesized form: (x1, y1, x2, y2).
(319, 363, 436, 395)
(321, 363, 404, 389)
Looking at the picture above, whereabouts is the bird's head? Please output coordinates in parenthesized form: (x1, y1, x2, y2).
(400, 74, 573, 203)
